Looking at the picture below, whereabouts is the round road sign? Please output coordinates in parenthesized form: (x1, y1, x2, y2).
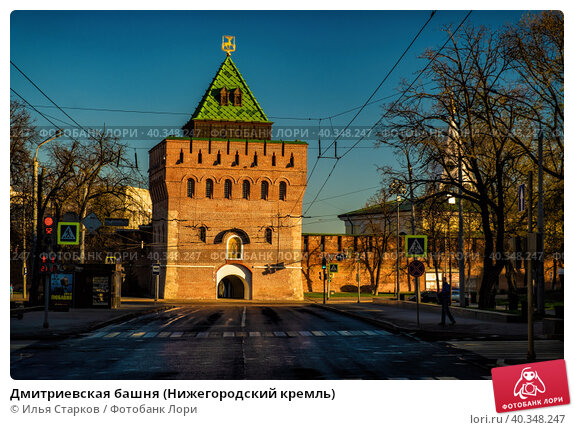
(408, 260, 425, 278)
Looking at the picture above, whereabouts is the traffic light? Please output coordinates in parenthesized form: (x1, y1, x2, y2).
(39, 253, 57, 274)
(42, 216, 55, 247)
(39, 253, 49, 273)
(321, 256, 327, 270)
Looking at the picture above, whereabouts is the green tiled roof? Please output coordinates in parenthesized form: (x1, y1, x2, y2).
(191, 56, 270, 123)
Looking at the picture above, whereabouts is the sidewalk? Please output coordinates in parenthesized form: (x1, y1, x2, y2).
(10, 299, 172, 340)
(308, 297, 550, 340)
(309, 297, 564, 365)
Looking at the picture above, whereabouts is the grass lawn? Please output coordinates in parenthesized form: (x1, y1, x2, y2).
(304, 292, 396, 299)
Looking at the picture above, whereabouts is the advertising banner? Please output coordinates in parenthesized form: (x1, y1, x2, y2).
(50, 273, 73, 310)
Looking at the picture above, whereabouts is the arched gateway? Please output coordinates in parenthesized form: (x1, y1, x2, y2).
(216, 264, 252, 299)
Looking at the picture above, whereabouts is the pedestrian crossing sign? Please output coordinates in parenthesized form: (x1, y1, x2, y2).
(57, 222, 80, 245)
(405, 235, 427, 258)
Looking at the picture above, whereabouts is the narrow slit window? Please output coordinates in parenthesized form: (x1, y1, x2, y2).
(261, 180, 269, 200)
(279, 181, 287, 201)
(224, 179, 232, 199)
(265, 228, 273, 244)
(242, 180, 250, 199)
(187, 178, 195, 198)
(206, 179, 214, 199)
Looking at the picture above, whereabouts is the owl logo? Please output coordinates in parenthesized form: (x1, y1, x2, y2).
(513, 367, 546, 400)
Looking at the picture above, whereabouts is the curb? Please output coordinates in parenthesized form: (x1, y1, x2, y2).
(10, 305, 175, 341)
(310, 303, 419, 340)
(311, 303, 543, 342)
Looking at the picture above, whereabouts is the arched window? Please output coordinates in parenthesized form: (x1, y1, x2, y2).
(272, 153, 276, 166)
(187, 178, 195, 198)
(242, 180, 250, 200)
(216, 151, 221, 165)
(265, 227, 273, 244)
(252, 152, 258, 167)
(224, 179, 232, 199)
(206, 179, 214, 198)
(279, 181, 287, 201)
(227, 236, 243, 259)
(261, 180, 269, 200)
(199, 226, 207, 243)
(198, 150, 202, 164)
(234, 151, 239, 165)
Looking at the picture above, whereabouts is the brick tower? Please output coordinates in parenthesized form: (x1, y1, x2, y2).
(148, 54, 307, 300)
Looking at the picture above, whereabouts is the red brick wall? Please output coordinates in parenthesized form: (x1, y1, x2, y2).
(148, 137, 307, 300)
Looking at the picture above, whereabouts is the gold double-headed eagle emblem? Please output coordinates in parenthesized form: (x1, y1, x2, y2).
(222, 35, 235, 55)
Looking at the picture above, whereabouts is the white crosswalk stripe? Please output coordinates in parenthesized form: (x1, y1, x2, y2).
(84, 329, 392, 340)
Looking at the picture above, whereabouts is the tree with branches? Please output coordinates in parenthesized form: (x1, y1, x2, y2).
(378, 17, 563, 309)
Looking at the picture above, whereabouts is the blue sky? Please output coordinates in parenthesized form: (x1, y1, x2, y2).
(10, 10, 529, 233)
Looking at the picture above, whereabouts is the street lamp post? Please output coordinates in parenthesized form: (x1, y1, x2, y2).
(31, 130, 62, 305)
(396, 195, 401, 300)
(391, 179, 405, 300)
(457, 150, 466, 307)
(447, 196, 457, 287)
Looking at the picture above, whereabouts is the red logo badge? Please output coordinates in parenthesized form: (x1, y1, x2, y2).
(491, 360, 570, 413)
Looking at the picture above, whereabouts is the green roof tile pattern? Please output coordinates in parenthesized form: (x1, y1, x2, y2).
(191, 56, 270, 123)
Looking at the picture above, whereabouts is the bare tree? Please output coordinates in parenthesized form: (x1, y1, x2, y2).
(378, 24, 557, 309)
(18, 120, 146, 302)
(10, 101, 37, 293)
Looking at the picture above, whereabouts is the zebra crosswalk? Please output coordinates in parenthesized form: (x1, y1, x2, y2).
(84, 329, 391, 340)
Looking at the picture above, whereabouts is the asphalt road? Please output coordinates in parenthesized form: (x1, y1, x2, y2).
(10, 304, 492, 380)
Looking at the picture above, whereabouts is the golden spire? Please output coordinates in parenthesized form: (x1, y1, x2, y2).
(222, 35, 236, 56)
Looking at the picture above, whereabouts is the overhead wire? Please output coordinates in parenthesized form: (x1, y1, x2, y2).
(319, 10, 436, 158)
(303, 10, 473, 217)
(287, 12, 438, 220)
(10, 60, 99, 141)
(10, 88, 61, 129)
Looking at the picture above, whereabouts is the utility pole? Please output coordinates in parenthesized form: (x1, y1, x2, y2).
(448, 220, 452, 286)
(356, 252, 361, 303)
(408, 178, 420, 327)
(31, 130, 62, 303)
(327, 258, 332, 300)
(527, 171, 535, 361)
(391, 179, 404, 300)
(39, 169, 50, 329)
(79, 183, 88, 264)
(22, 213, 27, 300)
(536, 131, 545, 315)
(322, 256, 327, 304)
(458, 149, 466, 307)
(396, 195, 401, 300)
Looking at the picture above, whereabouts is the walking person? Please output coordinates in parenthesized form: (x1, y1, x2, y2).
(439, 277, 456, 326)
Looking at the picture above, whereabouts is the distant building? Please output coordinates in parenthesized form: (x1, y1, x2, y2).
(120, 186, 152, 229)
(148, 55, 308, 300)
(338, 200, 415, 235)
